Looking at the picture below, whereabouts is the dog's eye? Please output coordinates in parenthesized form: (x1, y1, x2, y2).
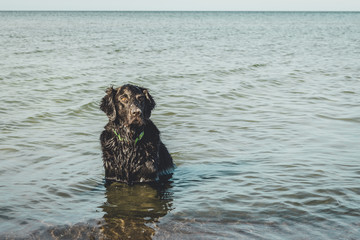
(120, 96, 128, 103)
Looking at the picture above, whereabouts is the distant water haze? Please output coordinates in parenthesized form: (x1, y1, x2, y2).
(1, 0, 360, 11)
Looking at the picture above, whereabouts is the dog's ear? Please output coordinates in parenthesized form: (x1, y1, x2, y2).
(140, 87, 156, 119)
(100, 87, 117, 121)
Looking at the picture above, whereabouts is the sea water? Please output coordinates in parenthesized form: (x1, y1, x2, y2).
(0, 11, 359, 239)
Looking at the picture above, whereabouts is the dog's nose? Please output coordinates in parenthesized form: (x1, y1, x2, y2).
(131, 107, 141, 116)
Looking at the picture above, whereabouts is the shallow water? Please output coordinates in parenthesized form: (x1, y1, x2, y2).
(0, 11, 360, 239)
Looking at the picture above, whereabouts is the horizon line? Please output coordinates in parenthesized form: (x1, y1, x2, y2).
(1, 10, 359, 12)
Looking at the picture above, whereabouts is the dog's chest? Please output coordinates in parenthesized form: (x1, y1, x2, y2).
(113, 140, 157, 166)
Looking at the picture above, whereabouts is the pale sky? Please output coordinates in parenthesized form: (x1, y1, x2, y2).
(1, 0, 360, 11)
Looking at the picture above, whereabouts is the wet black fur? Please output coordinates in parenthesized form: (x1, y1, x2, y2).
(100, 84, 174, 184)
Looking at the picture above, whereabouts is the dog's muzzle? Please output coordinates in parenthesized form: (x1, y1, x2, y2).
(129, 105, 143, 125)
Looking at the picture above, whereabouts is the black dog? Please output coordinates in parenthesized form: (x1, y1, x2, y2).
(100, 84, 174, 184)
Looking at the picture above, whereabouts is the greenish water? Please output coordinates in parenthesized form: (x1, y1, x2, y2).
(0, 11, 360, 239)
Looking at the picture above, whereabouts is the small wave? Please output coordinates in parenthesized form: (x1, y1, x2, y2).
(25, 219, 103, 240)
(14, 49, 55, 55)
(250, 63, 267, 68)
(341, 90, 356, 94)
(212, 67, 246, 76)
(65, 101, 100, 117)
(69, 178, 105, 194)
(316, 114, 360, 123)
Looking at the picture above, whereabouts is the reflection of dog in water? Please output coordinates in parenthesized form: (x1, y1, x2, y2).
(30, 183, 173, 239)
(100, 84, 174, 184)
(101, 183, 173, 239)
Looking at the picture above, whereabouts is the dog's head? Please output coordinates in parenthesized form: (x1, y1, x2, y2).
(100, 84, 156, 127)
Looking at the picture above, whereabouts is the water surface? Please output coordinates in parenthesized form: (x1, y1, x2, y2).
(0, 11, 360, 239)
